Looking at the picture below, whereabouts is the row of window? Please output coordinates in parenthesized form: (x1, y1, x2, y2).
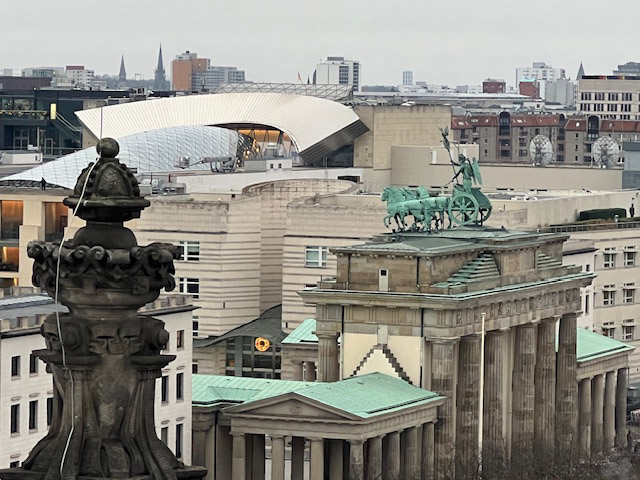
(603, 248, 636, 269)
(581, 92, 634, 102)
(601, 283, 636, 306)
(160, 372, 184, 403)
(10, 354, 39, 378)
(160, 423, 183, 460)
(602, 322, 635, 341)
(10, 397, 53, 435)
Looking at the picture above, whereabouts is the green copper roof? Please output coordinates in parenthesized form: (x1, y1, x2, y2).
(282, 318, 318, 344)
(292, 373, 443, 418)
(193, 373, 443, 417)
(574, 328, 634, 363)
(192, 375, 313, 406)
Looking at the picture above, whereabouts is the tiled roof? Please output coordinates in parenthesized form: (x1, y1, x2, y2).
(574, 328, 634, 363)
(600, 120, 640, 133)
(192, 375, 313, 406)
(293, 373, 442, 418)
(564, 119, 587, 131)
(510, 116, 560, 127)
(282, 318, 318, 344)
(193, 372, 443, 418)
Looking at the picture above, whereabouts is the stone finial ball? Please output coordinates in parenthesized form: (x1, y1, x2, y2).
(96, 138, 120, 158)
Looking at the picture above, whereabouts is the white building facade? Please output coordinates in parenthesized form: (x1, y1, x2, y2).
(315, 56, 360, 91)
(516, 61, 566, 85)
(0, 294, 195, 468)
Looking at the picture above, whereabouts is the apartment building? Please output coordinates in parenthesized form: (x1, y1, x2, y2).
(579, 75, 640, 120)
(453, 112, 640, 165)
(315, 57, 361, 92)
(171, 51, 246, 92)
(0, 293, 195, 468)
(567, 226, 640, 385)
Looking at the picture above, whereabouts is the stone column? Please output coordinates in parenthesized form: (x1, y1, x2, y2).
(291, 436, 305, 480)
(245, 434, 254, 480)
(406, 426, 420, 480)
(604, 371, 617, 451)
(579, 378, 592, 459)
(349, 440, 365, 480)
(591, 374, 605, 456)
(305, 361, 317, 382)
(616, 368, 628, 448)
(534, 318, 556, 452)
(292, 361, 304, 381)
(384, 431, 401, 480)
(431, 338, 457, 479)
(556, 313, 578, 452)
(329, 439, 344, 480)
(271, 435, 285, 480)
(317, 333, 339, 382)
(421, 422, 435, 480)
(217, 425, 233, 480)
(512, 324, 536, 459)
(205, 426, 216, 480)
(192, 429, 207, 468)
(232, 432, 246, 480)
(367, 436, 382, 480)
(310, 438, 325, 480)
(483, 330, 506, 461)
(252, 434, 265, 480)
(456, 335, 480, 475)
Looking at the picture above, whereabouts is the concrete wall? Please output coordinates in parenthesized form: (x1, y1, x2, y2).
(390, 145, 623, 192)
(354, 105, 452, 192)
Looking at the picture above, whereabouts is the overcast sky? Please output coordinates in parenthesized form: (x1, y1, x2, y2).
(3, 0, 638, 86)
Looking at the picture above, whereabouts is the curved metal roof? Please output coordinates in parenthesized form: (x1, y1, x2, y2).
(2, 125, 244, 189)
(76, 93, 368, 164)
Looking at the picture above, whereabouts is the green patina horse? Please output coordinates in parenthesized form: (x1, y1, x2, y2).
(382, 187, 448, 232)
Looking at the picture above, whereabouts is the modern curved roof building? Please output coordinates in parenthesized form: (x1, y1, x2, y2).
(2, 125, 247, 189)
(76, 93, 368, 165)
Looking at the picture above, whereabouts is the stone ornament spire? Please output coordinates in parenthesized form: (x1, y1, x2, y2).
(0, 139, 205, 479)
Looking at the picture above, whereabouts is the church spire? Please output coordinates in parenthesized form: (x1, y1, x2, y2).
(118, 55, 127, 82)
(154, 44, 167, 90)
(577, 62, 585, 80)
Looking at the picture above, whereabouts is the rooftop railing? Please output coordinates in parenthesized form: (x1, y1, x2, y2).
(545, 220, 640, 233)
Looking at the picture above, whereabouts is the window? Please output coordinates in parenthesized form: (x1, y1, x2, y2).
(178, 277, 199, 299)
(603, 249, 616, 268)
(161, 427, 169, 446)
(585, 294, 590, 314)
(176, 424, 183, 459)
(176, 330, 185, 349)
(11, 356, 20, 377)
(624, 284, 635, 304)
(46, 397, 53, 426)
(29, 354, 38, 375)
(10, 404, 19, 434)
(603, 287, 616, 306)
(9, 462, 18, 468)
(624, 325, 635, 341)
(161, 376, 169, 403)
(585, 264, 590, 272)
(192, 362, 199, 374)
(29, 400, 38, 430)
(625, 250, 636, 267)
(305, 246, 328, 268)
(603, 328, 615, 338)
(176, 373, 184, 401)
(623, 93, 633, 101)
(177, 241, 199, 262)
(193, 316, 199, 337)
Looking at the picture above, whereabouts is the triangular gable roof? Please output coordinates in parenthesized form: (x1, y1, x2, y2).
(225, 373, 443, 420)
(282, 317, 318, 344)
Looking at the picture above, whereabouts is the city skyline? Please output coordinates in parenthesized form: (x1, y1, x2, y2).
(2, 0, 638, 86)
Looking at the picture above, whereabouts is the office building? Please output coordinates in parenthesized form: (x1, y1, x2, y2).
(0, 292, 195, 468)
(402, 70, 413, 85)
(614, 62, 640, 76)
(579, 75, 640, 120)
(64, 65, 95, 89)
(171, 51, 246, 92)
(315, 56, 361, 92)
(482, 79, 506, 94)
(516, 61, 566, 86)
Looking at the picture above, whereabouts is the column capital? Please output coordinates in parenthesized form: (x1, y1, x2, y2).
(230, 431, 245, 438)
(460, 333, 481, 342)
(316, 331, 339, 340)
(426, 336, 459, 344)
(350, 438, 365, 445)
(516, 322, 537, 329)
(308, 437, 324, 442)
(540, 316, 560, 324)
